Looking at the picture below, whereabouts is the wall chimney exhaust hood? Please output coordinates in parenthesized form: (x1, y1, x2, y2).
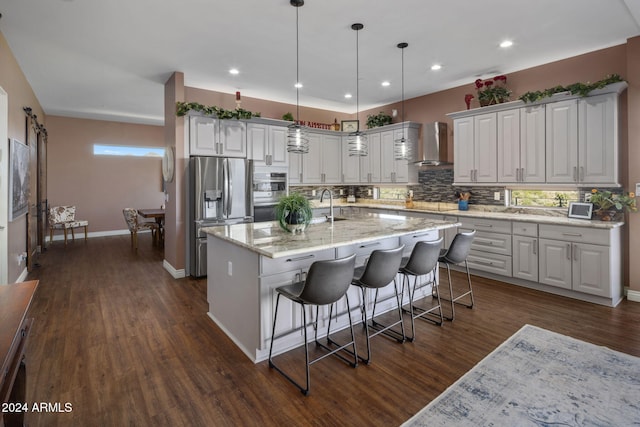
(414, 122, 451, 166)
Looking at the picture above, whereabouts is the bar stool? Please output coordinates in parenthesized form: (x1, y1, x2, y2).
(438, 230, 476, 321)
(268, 254, 357, 396)
(351, 245, 405, 364)
(398, 238, 444, 341)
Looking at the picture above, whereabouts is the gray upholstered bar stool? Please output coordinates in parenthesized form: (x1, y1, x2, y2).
(268, 254, 357, 396)
(438, 230, 476, 321)
(398, 238, 444, 341)
(351, 245, 405, 364)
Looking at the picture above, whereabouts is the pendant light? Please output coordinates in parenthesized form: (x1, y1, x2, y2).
(394, 42, 412, 160)
(348, 23, 368, 157)
(287, 0, 309, 154)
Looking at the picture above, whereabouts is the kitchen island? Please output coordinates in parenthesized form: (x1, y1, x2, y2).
(203, 212, 459, 362)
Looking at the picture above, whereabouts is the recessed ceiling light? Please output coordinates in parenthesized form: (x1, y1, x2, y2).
(381, 81, 391, 87)
(431, 64, 442, 71)
(500, 40, 513, 48)
(229, 68, 239, 75)
(294, 82, 303, 88)
(344, 93, 352, 99)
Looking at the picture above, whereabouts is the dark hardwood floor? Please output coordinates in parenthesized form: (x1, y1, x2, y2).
(23, 234, 640, 426)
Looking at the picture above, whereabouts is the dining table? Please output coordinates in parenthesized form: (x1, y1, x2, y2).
(138, 208, 165, 246)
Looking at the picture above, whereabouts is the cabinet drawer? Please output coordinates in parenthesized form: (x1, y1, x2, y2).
(400, 230, 441, 255)
(539, 224, 609, 245)
(335, 237, 400, 260)
(460, 229, 512, 255)
(260, 248, 335, 276)
(459, 218, 511, 234)
(512, 222, 538, 237)
(467, 250, 513, 277)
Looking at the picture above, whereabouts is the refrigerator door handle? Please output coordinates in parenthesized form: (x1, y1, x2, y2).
(226, 159, 233, 216)
(222, 158, 229, 217)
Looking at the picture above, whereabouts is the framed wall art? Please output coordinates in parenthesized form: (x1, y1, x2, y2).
(9, 138, 29, 221)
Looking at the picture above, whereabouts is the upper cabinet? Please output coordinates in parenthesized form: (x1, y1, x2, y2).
(188, 115, 247, 158)
(453, 113, 497, 183)
(302, 132, 342, 184)
(449, 82, 626, 187)
(248, 123, 288, 167)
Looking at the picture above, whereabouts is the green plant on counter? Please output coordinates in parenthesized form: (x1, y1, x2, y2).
(275, 193, 313, 233)
(519, 74, 625, 103)
(589, 188, 637, 213)
(366, 111, 392, 128)
(175, 102, 261, 119)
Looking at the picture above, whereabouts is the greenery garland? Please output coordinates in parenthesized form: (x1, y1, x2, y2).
(176, 101, 261, 119)
(519, 74, 625, 103)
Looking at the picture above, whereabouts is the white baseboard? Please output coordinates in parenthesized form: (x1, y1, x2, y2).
(48, 228, 134, 242)
(626, 288, 640, 303)
(163, 259, 186, 279)
(16, 267, 28, 283)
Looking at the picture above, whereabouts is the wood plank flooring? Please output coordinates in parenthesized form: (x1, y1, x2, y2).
(23, 234, 640, 426)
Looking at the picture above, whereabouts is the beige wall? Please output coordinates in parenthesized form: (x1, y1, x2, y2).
(45, 116, 165, 232)
(626, 37, 640, 295)
(0, 31, 45, 283)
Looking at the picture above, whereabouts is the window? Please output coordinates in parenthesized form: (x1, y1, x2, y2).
(379, 187, 407, 201)
(510, 189, 579, 208)
(93, 144, 164, 157)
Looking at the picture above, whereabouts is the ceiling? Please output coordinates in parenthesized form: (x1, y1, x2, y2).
(1, 0, 640, 126)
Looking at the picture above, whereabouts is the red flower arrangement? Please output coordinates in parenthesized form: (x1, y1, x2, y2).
(475, 75, 511, 106)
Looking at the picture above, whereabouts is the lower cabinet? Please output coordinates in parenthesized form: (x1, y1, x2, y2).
(459, 218, 512, 277)
(539, 239, 611, 297)
(512, 223, 539, 282)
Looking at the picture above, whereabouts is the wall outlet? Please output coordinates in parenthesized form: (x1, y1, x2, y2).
(494, 192, 501, 201)
(367, 189, 372, 196)
(312, 190, 316, 197)
(339, 189, 344, 195)
(584, 193, 592, 202)
(227, 261, 233, 276)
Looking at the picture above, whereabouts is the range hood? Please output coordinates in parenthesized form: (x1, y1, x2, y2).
(414, 122, 451, 166)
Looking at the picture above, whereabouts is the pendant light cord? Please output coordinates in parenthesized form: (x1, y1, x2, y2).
(295, 5, 300, 124)
(356, 27, 359, 126)
(401, 45, 405, 137)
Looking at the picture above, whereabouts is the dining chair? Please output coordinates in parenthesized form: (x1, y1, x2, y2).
(48, 205, 89, 246)
(122, 208, 159, 250)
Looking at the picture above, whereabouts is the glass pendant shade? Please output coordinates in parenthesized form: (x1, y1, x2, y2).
(287, 0, 308, 154)
(348, 131, 368, 156)
(287, 123, 309, 154)
(394, 41, 411, 160)
(348, 23, 368, 157)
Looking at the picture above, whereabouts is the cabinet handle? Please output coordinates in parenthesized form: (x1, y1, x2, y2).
(286, 254, 315, 262)
(412, 232, 432, 239)
(520, 167, 525, 182)
(266, 154, 272, 165)
(475, 223, 493, 228)
(574, 245, 578, 261)
(566, 244, 571, 260)
(579, 166, 584, 182)
(533, 239, 538, 255)
(342, 173, 345, 182)
(573, 166, 577, 182)
(299, 173, 303, 183)
(470, 169, 474, 181)
(359, 242, 381, 248)
(562, 232, 582, 237)
(475, 260, 493, 266)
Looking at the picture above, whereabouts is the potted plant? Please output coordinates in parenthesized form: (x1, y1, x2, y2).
(275, 193, 313, 233)
(475, 75, 511, 106)
(282, 112, 294, 121)
(589, 188, 637, 221)
(366, 111, 392, 128)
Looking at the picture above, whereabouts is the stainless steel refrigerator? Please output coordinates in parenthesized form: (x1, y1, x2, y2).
(188, 157, 253, 277)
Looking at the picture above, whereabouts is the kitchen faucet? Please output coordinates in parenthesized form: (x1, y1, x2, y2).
(319, 188, 334, 225)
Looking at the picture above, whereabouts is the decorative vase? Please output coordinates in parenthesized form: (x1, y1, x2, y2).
(595, 209, 620, 221)
(282, 210, 307, 233)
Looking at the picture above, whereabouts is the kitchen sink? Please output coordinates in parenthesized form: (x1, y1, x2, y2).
(310, 216, 348, 224)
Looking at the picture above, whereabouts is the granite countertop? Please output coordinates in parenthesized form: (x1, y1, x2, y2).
(204, 212, 459, 259)
(311, 201, 624, 229)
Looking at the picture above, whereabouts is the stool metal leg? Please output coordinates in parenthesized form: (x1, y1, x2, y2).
(439, 260, 475, 321)
(401, 268, 443, 341)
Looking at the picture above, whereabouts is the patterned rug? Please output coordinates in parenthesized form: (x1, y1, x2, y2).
(403, 324, 640, 426)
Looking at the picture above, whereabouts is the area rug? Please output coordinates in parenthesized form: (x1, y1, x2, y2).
(403, 324, 640, 426)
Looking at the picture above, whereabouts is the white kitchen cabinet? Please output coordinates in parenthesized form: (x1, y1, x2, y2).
(578, 92, 618, 184)
(512, 223, 539, 282)
(453, 113, 496, 183)
(380, 129, 411, 183)
(459, 217, 512, 276)
(302, 132, 342, 184)
(189, 115, 246, 157)
(342, 135, 361, 183)
(538, 224, 619, 299)
(359, 132, 382, 183)
(248, 123, 288, 167)
(288, 153, 303, 184)
(546, 92, 619, 185)
(497, 106, 545, 183)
